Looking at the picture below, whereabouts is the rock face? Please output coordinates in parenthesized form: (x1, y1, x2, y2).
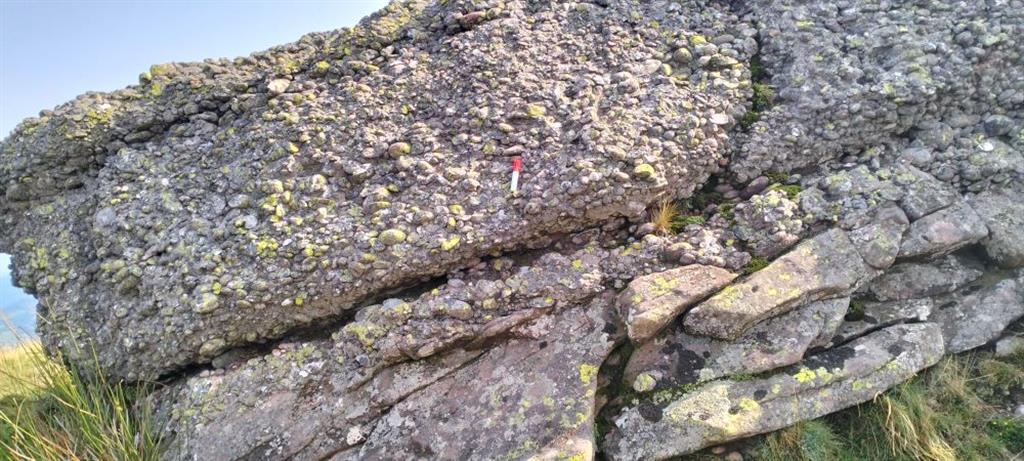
(602, 323, 945, 461)
(2, 0, 1023, 459)
(0, 0, 753, 380)
(970, 188, 1024, 269)
(897, 201, 989, 260)
(618, 264, 736, 343)
(932, 275, 1024, 354)
(624, 297, 848, 393)
(683, 229, 872, 340)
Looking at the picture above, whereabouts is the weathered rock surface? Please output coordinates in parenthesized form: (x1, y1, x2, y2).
(848, 205, 908, 270)
(618, 265, 736, 343)
(732, 0, 1024, 187)
(625, 297, 848, 393)
(970, 188, 1024, 269)
(833, 298, 934, 345)
(0, 0, 753, 380)
(931, 274, 1024, 354)
(898, 201, 989, 260)
(897, 166, 960, 221)
(602, 323, 945, 460)
(684, 229, 871, 340)
(353, 294, 619, 460)
(2, 0, 1023, 458)
(160, 288, 620, 461)
(869, 254, 984, 302)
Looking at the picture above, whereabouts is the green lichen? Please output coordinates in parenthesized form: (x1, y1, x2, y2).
(526, 104, 547, 118)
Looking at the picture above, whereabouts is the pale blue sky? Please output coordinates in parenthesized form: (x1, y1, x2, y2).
(0, 0, 389, 336)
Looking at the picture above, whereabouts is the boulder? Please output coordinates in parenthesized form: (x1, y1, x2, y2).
(969, 189, 1024, 269)
(898, 201, 989, 260)
(931, 276, 1024, 353)
(618, 265, 737, 343)
(0, 0, 751, 380)
(624, 298, 848, 393)
(684, 229, 872, 340)
(869, 254, 984, 301)
(602, 323, 945, 460)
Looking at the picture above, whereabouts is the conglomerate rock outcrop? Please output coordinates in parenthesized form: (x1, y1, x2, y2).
(2, 0, 1024, 460)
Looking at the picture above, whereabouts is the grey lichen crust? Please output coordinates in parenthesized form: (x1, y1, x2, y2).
(0, 0, 755, 380)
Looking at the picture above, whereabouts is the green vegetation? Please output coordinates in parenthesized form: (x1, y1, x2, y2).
(758, 420, 841, 461)
(752, 352, 1024, 461)
(740, 50, 773, 131)
(845, 300, 866, 321)
(743, 256, 770, 275)
(649, 201, 681, 236)
(766, 183, 802, 200)
(0, 326, 162, 460)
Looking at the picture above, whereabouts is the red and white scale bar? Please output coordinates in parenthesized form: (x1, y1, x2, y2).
(510, 156, 522, 193)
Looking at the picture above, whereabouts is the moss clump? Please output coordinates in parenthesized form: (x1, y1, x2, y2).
(743, 256, 770, 275)
(766, 171, 790, 183)
(845, 300, 866, 321)
(674, 215, 706, 227)
(767, 183, 802, 200)
(717, 203, 736, 222)
(740, 82, 775, 130)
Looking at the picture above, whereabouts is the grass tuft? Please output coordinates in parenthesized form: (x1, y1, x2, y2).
(756, 354, 1024, 461)
(649, 201, 680, 236)
(0, 321, 163, 460)
(759, 420, 841, 461)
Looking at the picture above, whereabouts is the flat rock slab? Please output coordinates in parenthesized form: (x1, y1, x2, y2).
(684, 229, 871, 340)
(898, 201, 989, 260)
(619, 265, 737, 343)
(970, 189, 1024, 269)
(832, 298, 934, 345)
(602, 323, 945, 460)
(931, 275, 1024, 353)
(353, 294, 620, 461)
(625, 297, 848, 393)
(869, 254, 984, 301)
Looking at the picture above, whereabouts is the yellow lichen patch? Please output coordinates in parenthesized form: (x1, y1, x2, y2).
(633, 373, 657, 393)
(578, 363, 599, 386)
(441, 235, 461, 251)
(794, 367, 817, 383)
